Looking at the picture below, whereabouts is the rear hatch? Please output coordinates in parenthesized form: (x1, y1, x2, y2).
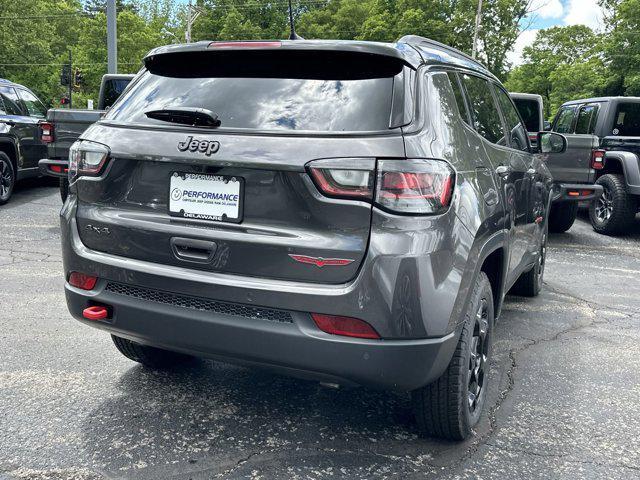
(74, 43, 411, 284)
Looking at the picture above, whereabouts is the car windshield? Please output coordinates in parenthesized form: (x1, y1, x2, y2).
(513, 98, 541, 133)
(105, 71, 395, 132)
(612, 102, 640, 136)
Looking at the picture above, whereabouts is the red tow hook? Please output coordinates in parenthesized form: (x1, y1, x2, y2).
(83, 306, 109, 321)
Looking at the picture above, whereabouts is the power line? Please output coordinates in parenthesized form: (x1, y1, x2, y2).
(0, 12, 86, 20)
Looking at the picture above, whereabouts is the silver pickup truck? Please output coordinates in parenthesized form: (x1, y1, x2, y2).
(39, 74, 134, 200)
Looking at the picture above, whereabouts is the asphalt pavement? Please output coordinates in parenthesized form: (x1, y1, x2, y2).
(1, 180, 639, 480)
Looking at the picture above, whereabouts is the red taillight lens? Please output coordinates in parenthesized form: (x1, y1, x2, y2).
(308, 159, 375, 200)
(376, 159, 454, 215)
(310, 169, 373, 199)
(40, 122, 55, 143)
(591, 149, 605, 170)
(311, 313, 380, 339)
(68, 272, 98, 290)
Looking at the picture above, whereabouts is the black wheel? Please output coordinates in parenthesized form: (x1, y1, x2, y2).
(510, 226, 547, 297)
(589, 174, 637, 235)
(112, 335, 195, 369)
(548, 202, 578, 233)
(59, 178, 69, 203)
(0, 153, 16, 206)
(412, 272, 493, 440)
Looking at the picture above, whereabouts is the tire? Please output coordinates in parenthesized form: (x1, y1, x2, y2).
(0, 153, 16, 206)
(112, 335, 195, 369)
(59, 178, 69, 203)
(412, 272, 494, 440)
(589, 174, 637, 235)
(510, 225, 547, 297)
(548, 202, 578, 233)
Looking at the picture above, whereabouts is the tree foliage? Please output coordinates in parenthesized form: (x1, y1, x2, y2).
(506, 25, 611, 118)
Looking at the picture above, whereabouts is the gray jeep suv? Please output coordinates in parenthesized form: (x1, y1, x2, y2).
(60, 37, 566, 440)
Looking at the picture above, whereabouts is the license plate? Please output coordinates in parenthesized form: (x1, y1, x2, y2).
(169, 172, 244, 223)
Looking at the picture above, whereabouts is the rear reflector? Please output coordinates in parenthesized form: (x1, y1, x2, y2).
(68, 272, 97, 290)
(82, 306, 108, 321)
(591, 149, 605, 170)
(312, 313, 380, 339)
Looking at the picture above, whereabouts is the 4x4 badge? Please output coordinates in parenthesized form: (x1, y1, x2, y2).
(177, 136, 220, 156)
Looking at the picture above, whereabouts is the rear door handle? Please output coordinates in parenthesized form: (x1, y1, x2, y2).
(170, 237, 217, 264)
(495, 165, 512, 177)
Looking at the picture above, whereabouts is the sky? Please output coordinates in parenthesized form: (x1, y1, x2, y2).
(508, 0, 605, 65)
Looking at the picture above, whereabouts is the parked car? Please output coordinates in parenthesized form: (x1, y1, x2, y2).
(0, 78, 48, 205)
(510, 92, 551, 147)
(547, 97, 640, 234)
(38, 74, 135, 202)
(59, 37, 572, 440)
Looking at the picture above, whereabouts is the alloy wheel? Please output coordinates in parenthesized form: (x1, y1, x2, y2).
(595, 187, 613, 223)
(0, 161, 12, 199)
(468, 298, 489, 414)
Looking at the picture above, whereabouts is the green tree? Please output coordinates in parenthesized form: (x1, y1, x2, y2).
(600, 0, 640, 95)
(506, 25, 609, 117)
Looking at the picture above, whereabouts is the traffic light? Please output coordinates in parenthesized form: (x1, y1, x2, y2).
(73, 68, 84, 89)
(60, 65, 71, 86)
(60, 96, 70, 105)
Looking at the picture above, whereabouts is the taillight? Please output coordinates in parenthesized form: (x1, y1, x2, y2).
(68, 272, 98, 290)
(311, 313, 380, 339)
(40, 121, 55, 143)
(307, 159, 374, 200)
(68, 140, 110, 181)
(591, 149, 605, 170)
(376, 159, 455, 215)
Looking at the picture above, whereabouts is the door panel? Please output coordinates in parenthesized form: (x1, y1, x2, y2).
(546, 133, 598, 183)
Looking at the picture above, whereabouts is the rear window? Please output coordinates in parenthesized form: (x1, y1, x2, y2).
(612, 102, 640, 136)
(513, 98, 541, 133)
(106, 72, 394, 132)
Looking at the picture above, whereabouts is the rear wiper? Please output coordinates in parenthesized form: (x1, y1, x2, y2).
(145, 107, 221, 128)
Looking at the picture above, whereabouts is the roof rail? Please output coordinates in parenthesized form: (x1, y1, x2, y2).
(397, 35, 481, 67)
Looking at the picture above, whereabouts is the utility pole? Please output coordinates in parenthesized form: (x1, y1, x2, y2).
(68, 50, 73, 109)
(107, 0, 117, 73)
(472, 0, 483, 59)
(185, 1, 203, 43)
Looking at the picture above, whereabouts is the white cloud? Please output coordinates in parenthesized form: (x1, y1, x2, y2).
(529, 0, 563, 19)
(563, 0, 604, 30)
(507, 29, 539, 67)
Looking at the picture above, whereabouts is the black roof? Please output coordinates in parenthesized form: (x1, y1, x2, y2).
(144, 37, 495, 79)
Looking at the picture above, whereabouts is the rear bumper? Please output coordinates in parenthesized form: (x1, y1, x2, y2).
(38, 158, 68, 178)
(65, 280, 459, 390)
(552, 182, 603, 203)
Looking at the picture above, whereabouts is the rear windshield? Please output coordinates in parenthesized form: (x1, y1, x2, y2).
(512, 98, 541, 133)
(105, 72, 394, 132)
(612, 102, 640, 136)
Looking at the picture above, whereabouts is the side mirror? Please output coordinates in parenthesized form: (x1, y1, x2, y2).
(537, 131, 567, 154)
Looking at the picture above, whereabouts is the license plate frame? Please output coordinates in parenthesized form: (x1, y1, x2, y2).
(168, 172, 244, 224)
